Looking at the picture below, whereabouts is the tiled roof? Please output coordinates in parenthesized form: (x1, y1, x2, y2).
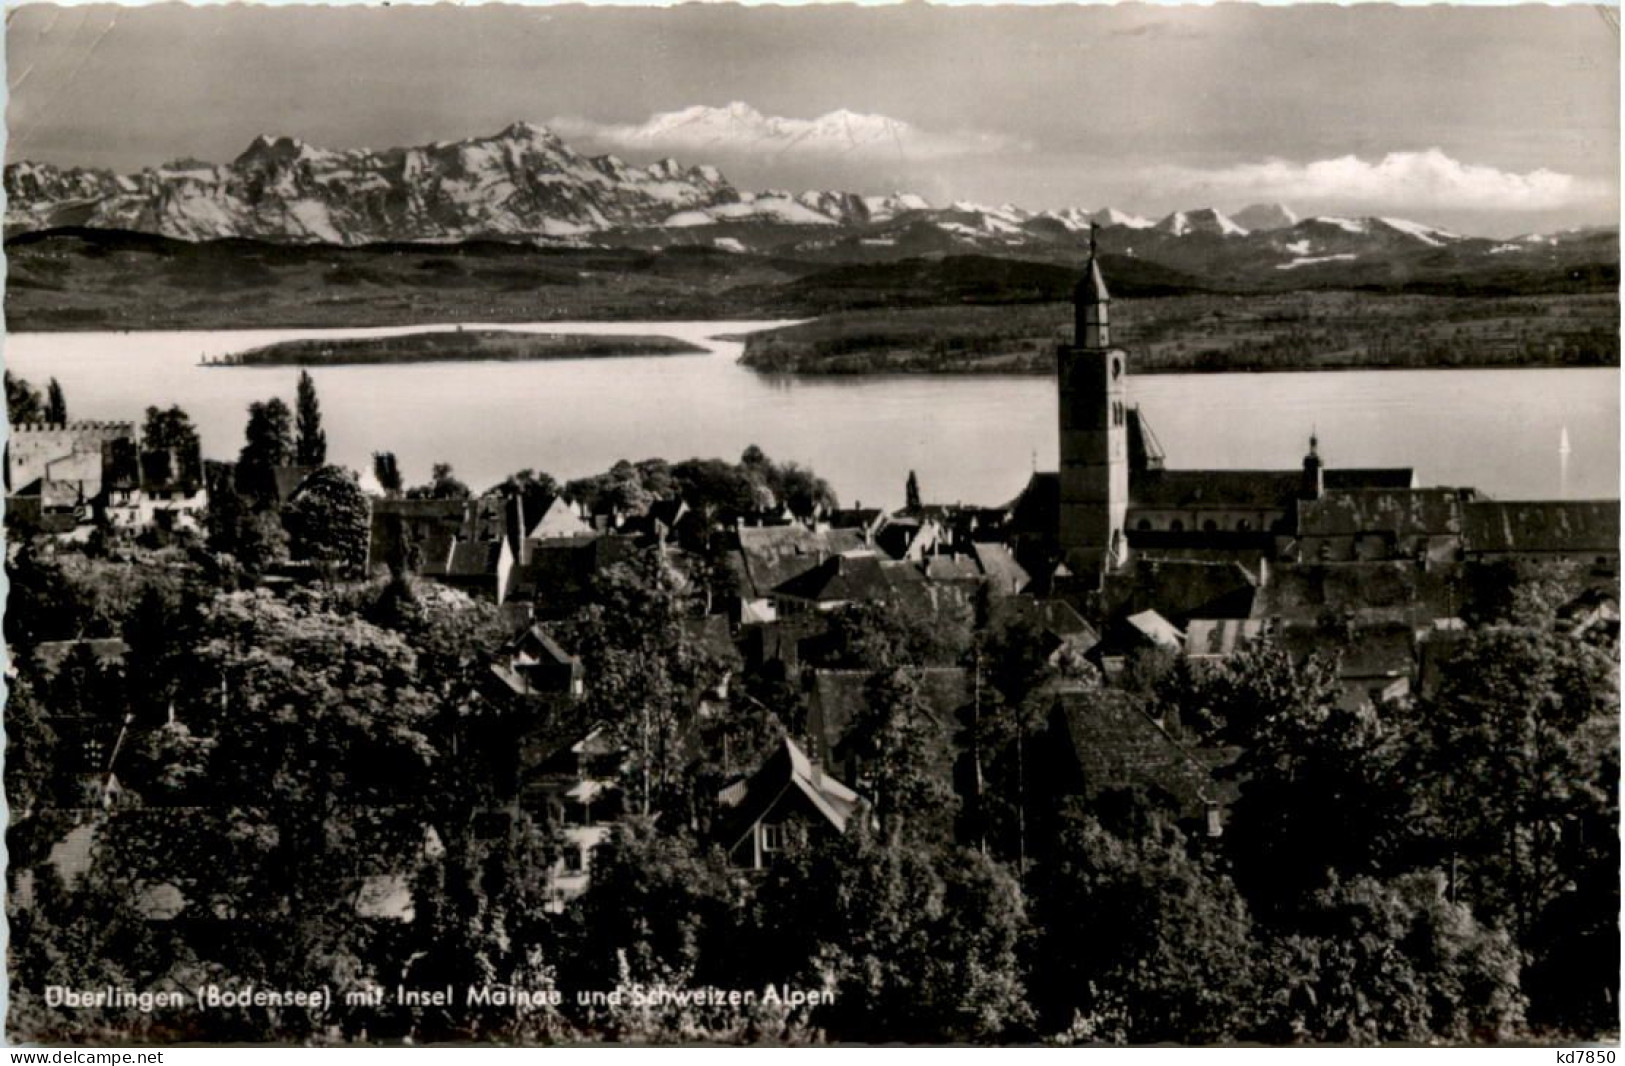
(737, 526, 867, 599)
(1462, 500, 1620, 555)
(1048, 684, 1228, 818)
(1298, 488, 1471, 538)
(971, 542, 1032, 595)
(775, 552, 891, 603)
(808, 667, 971, 762)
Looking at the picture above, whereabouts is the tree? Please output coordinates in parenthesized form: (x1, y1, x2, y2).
(294, 370, 327, 467)
(491, 468, 561, 522)
(562, 551, 726, 818)
(1204, 639, 1409, 917)
(1031, 804, 1258, 1043)
(44, 378, 67, 424)
(372, 451, 403, 496)
(905, 469, 922, 512)
(1255, 872, 1524, 1044)
(750, 830, 1034, 1043)
(1405, 625, 1618, 1027)
(6, 371, 45, 425)
(282, 465, 371, 577)
(407, 462, 472, 501)
(142, 405, 203, 484)
(845, 668, 956, 843)
(236, 397, 294, 504)
(777, 462, 836, 520)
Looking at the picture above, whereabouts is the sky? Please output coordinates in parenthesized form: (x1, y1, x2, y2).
(5, 3, 1618, 236)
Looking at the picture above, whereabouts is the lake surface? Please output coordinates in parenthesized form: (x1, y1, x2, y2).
(5, 321, 1618, 510)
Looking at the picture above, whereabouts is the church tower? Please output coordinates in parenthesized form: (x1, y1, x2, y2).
(1057, 226, 1129, 576)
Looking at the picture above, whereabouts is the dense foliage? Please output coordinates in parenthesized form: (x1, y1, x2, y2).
(4, 449, 1616, 1045)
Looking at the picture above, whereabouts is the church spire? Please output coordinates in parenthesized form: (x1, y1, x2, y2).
(1075, 222, 1111, 349)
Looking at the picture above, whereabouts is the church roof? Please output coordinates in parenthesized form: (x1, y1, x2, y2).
(1075, 256, 1110, 305)
(1298, 487, 1472, 538)
(1132, 467, 1418, 511)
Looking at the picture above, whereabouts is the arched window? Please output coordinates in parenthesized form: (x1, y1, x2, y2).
(1170, 519, 1184, 533)
(1202, 519, 1218, 533)
(1136, 519, 1152, 531)
(1111, 357, 1122, 380)
(1236, 518, 1252, 532)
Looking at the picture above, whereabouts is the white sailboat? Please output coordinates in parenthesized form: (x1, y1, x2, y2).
(1559, 426, 1572, 500)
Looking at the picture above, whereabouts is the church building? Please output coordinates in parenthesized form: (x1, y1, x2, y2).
(1013, 233, 1419, 587)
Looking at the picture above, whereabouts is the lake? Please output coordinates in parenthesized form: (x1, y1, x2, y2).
(5, 321, 1618, 510)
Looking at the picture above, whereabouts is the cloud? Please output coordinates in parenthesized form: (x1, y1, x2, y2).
(550, 102, 1022, 162)
(1155, 149, 1599, 212)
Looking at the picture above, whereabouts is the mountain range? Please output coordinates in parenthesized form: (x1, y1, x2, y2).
(5, 123, 1616, 292)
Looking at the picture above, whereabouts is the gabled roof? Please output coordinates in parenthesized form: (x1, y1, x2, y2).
(504, 624, 578, 668)
(1048, 684, 1230, 817)
(272, 465, 317, 503)
(714, 736, 864, 855)
(773, 551, 891, 604)
(12, 478, 85, 507)
(736, 526, 868, 599)
(1125, 609, 1184, 649)
(971, 542, 1032, 595)
(529, 495, 594, 540)
(1462, 500, 1620, 555)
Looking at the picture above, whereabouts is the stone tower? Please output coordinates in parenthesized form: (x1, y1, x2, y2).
(1057, 227, 1129, 576)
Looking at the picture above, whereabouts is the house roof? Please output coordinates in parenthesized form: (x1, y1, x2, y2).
(736, 526, 868, 599)
(990, 595, 1100, 646)
(1184, 618, 1268, 658)
(1125, 609, 1184, 649)
(714, 736, 864, 855)
(1279, 622, 1416, 681)
(682, 615, 739, 666)
(13, 478, 86, 508)
(971, 541, 1032, 595)
(529, 495, 594, 540)
(1107, 558, 1260, 623)
(774, 551, 892, 604)
(808, 667, 971, 759)
(827, 508, 884, 531)
(924, 553, 983, 583)
(504, 624, 578, 668)
(272, 465, 316, 502)
(1048, 684, 1231, 817)
(446, 539, 502, 579)
(1462, 500, 1620, 555)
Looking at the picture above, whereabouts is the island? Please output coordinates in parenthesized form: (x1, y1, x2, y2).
(206, 329, 707, 366)
(737, 292, 1621, 376)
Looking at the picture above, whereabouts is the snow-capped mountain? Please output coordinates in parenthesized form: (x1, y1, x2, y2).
(7, 124, 760, 243)
(1153, 208, 1248, 238)
(1232, 203, 1298, 232)
(6, 123, 1608, 291)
